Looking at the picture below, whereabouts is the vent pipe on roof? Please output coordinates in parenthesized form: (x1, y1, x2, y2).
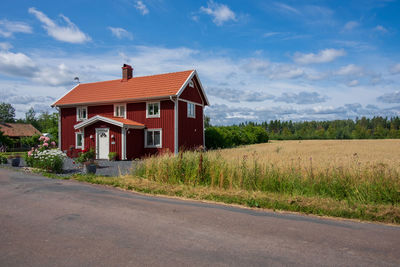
(122, 64, 133, 81)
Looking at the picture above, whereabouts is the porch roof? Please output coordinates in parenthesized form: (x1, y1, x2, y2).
(74, 115, 145, 130)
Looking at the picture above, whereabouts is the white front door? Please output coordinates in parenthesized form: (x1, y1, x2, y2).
(96, 128, 109, 159)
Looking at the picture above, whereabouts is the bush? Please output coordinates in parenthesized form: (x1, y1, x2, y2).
(29, 149, 66, 173)
(0, 155, 7, 164)
(205, 125, 269, 149)
(25, 135, 65, 173)
(75, 149, 96, 165)
(108, 152, 118, 161)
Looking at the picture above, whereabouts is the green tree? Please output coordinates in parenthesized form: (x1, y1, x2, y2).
(0, 102, 15, 123)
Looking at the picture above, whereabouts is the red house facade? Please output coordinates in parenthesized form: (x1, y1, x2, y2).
(52, 65, 209, 160)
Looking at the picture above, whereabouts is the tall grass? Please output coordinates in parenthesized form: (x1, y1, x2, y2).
(133, 150, 400, 206)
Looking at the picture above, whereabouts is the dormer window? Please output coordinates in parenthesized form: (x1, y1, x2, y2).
(146, 102, 160, 118)
(114, 104, 126, 118)
(76, 106, 87, 121)
(189, 80, 194, 88)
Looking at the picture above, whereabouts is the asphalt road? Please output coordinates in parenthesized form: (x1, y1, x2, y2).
(1, 168, 399, 267)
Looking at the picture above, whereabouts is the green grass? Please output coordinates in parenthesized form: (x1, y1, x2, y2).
(0, 152, 26, 157)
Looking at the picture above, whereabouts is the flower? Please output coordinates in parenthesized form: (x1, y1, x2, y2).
(28, 151, 32, 157)
(39, 136, 45, 141)
(51, 141, 56, 147)
(45, 137, 50, 142)
(43, 143, 49, 147)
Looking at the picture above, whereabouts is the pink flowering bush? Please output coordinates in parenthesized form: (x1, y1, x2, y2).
(25, 135, 66, 173)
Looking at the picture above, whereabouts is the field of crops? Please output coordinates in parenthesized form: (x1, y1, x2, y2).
(214, 139, 400, 175)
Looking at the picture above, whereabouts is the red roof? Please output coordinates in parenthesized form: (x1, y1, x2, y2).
(53, 70, 194, 106)
(0, 123, 41, 137)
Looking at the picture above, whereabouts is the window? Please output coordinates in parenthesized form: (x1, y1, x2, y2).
(114, 104, 126, 118)
(146, 102, 160, 118)
(189, 80, 194, 88)
(145, 129, 162, 148)
(75, 132, 84, 149)
(76, 106, 87, 121)
(187, 102, 195, 118)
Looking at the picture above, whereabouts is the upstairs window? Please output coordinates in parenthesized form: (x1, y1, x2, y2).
(145, 129, 162, 148)
(76, 106, 87, 121)
(114, 104, 126, 118)
(187, 102, 195, 118)
(146, 102, 160, 118)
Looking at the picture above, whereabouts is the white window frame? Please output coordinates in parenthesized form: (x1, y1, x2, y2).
(76, 106, 88, 121)
(114, 103, 127, 118)
(144, 129, 162, 148)
(146, 102, 160, 118)
(189, 80, 194, 88)
(187, 102, 196, 118)
(75, 131, 84, 149)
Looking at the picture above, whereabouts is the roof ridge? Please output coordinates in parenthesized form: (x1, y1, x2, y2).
(78, 69, 194, 86)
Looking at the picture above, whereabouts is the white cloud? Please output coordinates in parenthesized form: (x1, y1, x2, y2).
(347, 80, 359, 87)
(0, 42, 12, 51)
(275, 91, 328, 104)
(135, 1, 149, 15)
(377, 91, 400, 103)
(28, 7, 91, 43)
(200, 1, 237, 26)
(343, 21, 359, 31)
(374, 25, 388, 33)
(0, 50, 37, 77)
(108, 27, 133, 40)
(390, 63, 400, 74)
(269, 65, 304, 79)
(263, 32, 282, 38)
(0, 19, 32, 38)
(294, 48, 346, 64)
(274, 3, 300, 14)
(336, 64, 363, 76)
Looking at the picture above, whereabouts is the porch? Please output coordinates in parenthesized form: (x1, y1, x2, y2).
(74, 115, 145, 160)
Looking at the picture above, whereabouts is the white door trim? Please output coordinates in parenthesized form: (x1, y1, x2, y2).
(95, 128, 109, 159)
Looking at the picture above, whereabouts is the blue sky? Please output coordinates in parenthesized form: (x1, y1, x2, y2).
(0, 0, 399, 124)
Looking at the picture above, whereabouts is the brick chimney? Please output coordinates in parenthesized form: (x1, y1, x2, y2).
(122, 64, 133, 81)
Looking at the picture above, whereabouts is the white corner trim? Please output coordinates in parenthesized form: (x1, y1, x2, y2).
(146, 101, 161, 118)
(175, 97, 178, 154)
(57, 107, 61, 149)
(51, 83, 80, 107)
(144, 128, 162, 148)
(121, 127, 127, 160)
(203, 106, 205, 148)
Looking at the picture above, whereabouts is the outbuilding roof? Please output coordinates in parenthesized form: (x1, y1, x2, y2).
(52, 70, 209, 107)
(0, 123, 41, 137)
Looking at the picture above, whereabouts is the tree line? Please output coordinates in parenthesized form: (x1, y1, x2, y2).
(205, 116, 400, 149)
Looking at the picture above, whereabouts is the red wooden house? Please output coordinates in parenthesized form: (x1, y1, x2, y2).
(52, 64, 209, 160)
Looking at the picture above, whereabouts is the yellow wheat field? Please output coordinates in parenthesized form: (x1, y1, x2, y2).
(209, 139, 400, 175)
